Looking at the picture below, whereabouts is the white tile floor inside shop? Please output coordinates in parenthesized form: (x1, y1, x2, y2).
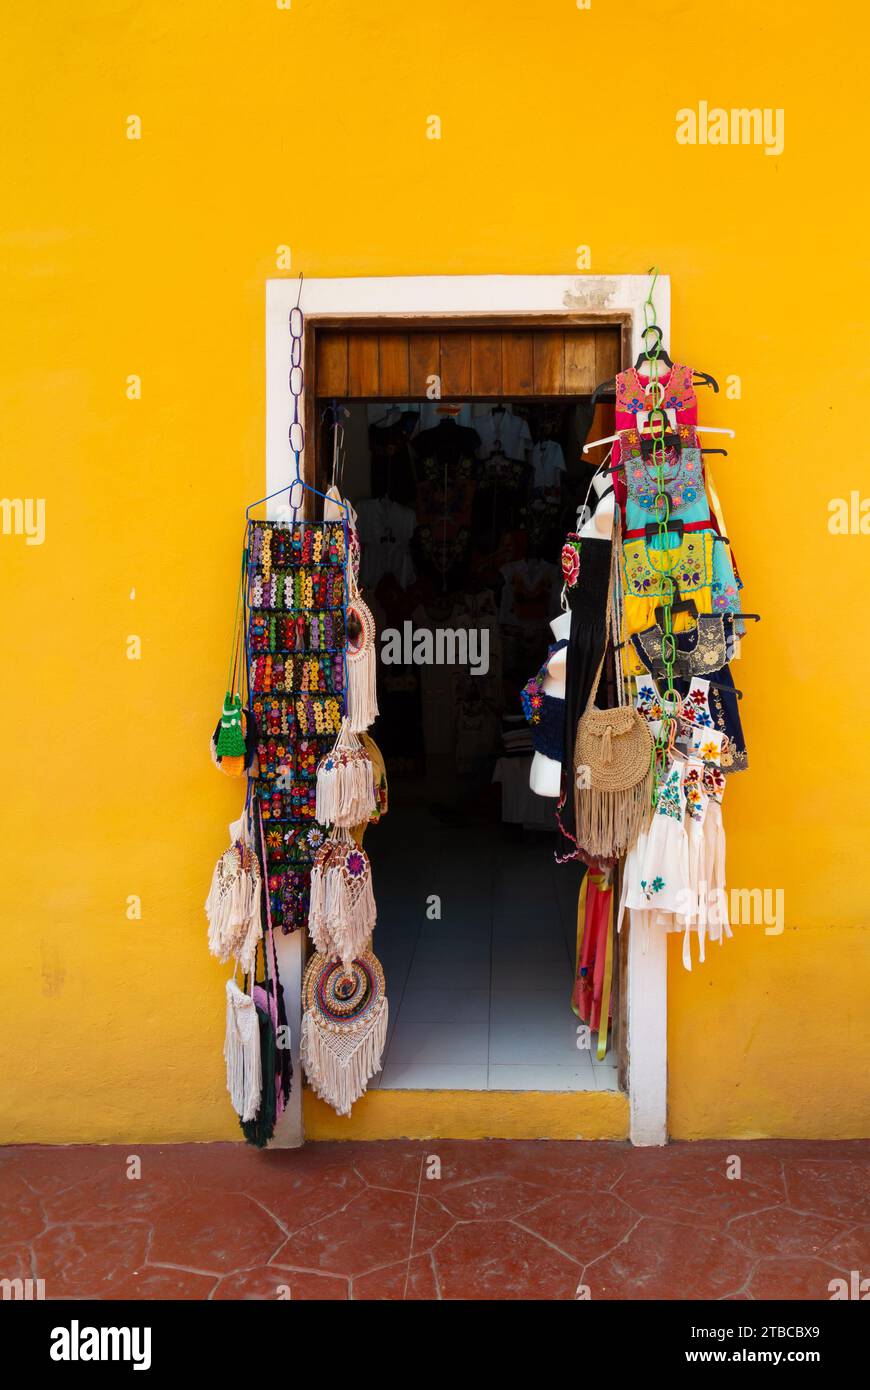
(366, 802, 618, 1092)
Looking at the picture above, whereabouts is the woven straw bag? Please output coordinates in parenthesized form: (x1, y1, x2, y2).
(573, 566, 653, 858)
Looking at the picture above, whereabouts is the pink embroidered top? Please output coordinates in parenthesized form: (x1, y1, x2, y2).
(612, 363, 698, 513)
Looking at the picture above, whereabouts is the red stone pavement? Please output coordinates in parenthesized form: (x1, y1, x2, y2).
(1, 1139, 867, 1300)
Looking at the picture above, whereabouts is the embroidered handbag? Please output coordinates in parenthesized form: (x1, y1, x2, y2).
(300, 949, 388, 1117)
(574, 567, 653, 858)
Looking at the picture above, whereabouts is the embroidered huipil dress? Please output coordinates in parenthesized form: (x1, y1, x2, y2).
(612, 363, 699, 519)
(613, 363, 744, 677)
(620, 530, 743, 675)
(633, 663, 748, 776)
(701, 774, 730, 949)
(670, 760, 731, 965)
(618, 760, 689, 944)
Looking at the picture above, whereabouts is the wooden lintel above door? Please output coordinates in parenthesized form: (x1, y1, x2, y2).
(313, 319, 623, 400)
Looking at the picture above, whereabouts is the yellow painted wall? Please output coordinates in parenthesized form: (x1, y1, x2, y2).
(2, 1, 868, 1144)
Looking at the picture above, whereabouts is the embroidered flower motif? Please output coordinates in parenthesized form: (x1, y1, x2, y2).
(700, 740, 719, 762)
(345, 850, 366, 879)
(561, 542, 581, 587)
(650, 876, 665, 893)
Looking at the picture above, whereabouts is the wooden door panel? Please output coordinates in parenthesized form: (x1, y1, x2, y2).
(347, 333, 379, 396)
(378, 333, 410, 396)
(501, 332, 534, 394)
(315, 332, 349, 397)
(314, 324, 621, 397)
(595, 330, 621, 384)
(408, 333, 440, 395)
(564, 331, 597, 393)
(533, 332, 565, 394)
(439, 332, 472, 396)
(470, 331, 503, 396)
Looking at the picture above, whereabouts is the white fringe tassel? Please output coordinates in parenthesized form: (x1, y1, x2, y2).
(347, 598, 379, 733)
(300, 997, 388, 1117)
(315, 751, 376, 828)
(309, 849, 377, 966)
(205, 846, 262, 977)
(224, 978, 262, 1121)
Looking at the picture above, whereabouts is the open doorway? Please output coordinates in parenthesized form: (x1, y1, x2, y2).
(267, 278, 672, 1145)
(309, 318, 624, 1092)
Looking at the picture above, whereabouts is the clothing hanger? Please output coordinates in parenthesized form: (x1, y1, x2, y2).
(246, 475, 346, 523)
(585, 423, 734, 453)
(635, 325, 673, 371)
(652, 597, 698, 628)
(589, 326, 720, 408)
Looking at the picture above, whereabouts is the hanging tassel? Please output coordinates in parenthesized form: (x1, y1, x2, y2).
(224, 978, 262, 1121)
(315, 721, 376, 827)
(574, 768, 654, 860)
(205, 816, 263, 975)
(346, 596, 378, 733)
(240, 1001, 278, 1147)
(300, 951, 388, 1117)
(309, 835, 377, 966)
(301, 1002, 388, 1117)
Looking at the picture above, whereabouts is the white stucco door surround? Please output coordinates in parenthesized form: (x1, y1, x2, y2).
(265, 274, 671, 1148)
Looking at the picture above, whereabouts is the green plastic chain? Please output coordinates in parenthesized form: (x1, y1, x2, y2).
(640, 268, 680, 797)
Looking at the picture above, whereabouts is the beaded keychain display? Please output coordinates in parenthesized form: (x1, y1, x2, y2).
(246, 517, 348, 932)
(242, 295, 352, 933)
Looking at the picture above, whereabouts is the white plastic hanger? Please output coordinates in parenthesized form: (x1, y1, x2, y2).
(583, 423, 734, 454)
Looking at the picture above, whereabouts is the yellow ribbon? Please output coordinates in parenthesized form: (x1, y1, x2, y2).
(570, 872, 591, 1021)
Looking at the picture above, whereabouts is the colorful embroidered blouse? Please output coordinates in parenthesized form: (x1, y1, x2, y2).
(521, 640, 568, 762)
(613, 362, 698, 517)
(629, 614, 730, 681)
(615, 363, 697, 425)
(619, 423, 714, 532)
(621, 531, 741, 658)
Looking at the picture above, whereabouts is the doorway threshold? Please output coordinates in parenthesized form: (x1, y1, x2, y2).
(303, 1088, 629, 1141)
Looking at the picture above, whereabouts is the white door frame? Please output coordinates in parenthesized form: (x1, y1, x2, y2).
(265, 274, 670, 1147)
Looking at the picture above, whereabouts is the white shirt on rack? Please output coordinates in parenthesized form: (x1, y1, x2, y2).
(531, 439, 566, 488)
(475, 407, 533, 463)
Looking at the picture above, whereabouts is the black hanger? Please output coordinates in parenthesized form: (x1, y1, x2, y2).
(639, 431, 681, 457)
(634, 325, 673, 371)
(653, 596, 698, 628)
(644, 519, 685, 542)
(590, 326, 720, 407)
(373, 403, 400, 427)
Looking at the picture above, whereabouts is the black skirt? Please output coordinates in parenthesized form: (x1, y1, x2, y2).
(555, 536, 613, 864)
